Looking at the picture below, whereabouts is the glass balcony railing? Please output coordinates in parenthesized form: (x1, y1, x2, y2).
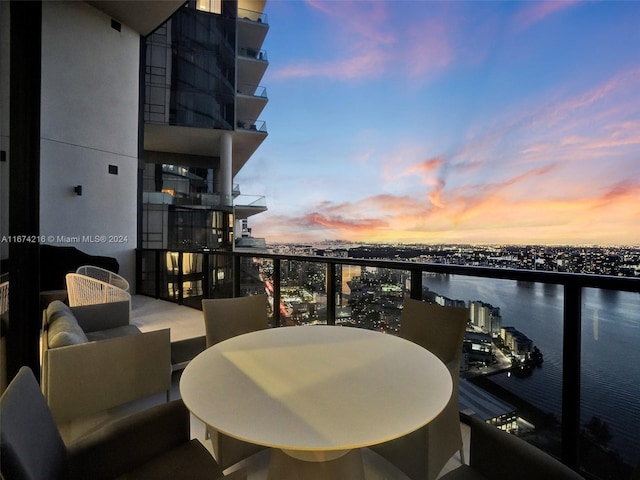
(239, 47, 268, 62)
(136, 248, 640, 480)
(237, 83, 267, 98)
(237, 7, 268, 25)
(233, 194, 266, 209)
(236, 119, 267, 132)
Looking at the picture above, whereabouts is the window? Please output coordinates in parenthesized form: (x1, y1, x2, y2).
(196, 0, 222, 14)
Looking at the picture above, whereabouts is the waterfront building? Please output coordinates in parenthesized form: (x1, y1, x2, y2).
(464, 331, 494, 365)
(469, 300, 502, 337)
(429, 292, 467, 309)
(500, 326, 533, 357)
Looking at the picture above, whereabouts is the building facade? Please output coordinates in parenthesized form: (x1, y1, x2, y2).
(500, 326, 533, 357)
(0, 0, 268, 376)
(141, 0, 269, 252)
(469, 300, 502, 337)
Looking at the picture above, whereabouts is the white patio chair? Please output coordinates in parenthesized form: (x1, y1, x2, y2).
(371, 298, 469, 480)
(65, 273, 131, 308)
(76, 265, 129, 292)
(201, 295, 269, 469)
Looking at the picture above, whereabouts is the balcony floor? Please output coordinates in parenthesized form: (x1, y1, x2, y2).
(59, 295, 469, 479)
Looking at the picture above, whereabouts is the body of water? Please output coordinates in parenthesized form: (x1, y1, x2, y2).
(422, 274, 640, 464)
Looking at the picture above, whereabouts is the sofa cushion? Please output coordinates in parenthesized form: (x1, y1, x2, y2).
(47, 301, 89, 348)
(85, 325, 141, 342)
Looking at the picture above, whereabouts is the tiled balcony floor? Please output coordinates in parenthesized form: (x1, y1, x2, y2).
(58, 295, 469, 479)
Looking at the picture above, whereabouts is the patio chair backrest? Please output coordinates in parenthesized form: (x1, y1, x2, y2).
(76, 265, 129, 292)
(66, 273, 131, 308)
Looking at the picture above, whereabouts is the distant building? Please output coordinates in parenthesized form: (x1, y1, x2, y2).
(469, 300, 502, 336)
(235, 218, 268, 252)
(428, 292, 466, 308)
(500, 326, 533, 356)
(464, 331, 493, 365)
(459, 379, 518, 432)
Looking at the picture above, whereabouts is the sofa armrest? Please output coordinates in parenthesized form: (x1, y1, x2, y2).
(71, 301, 130, 332)
(42, 328, 171, 423)
(67, 400, 192, 480)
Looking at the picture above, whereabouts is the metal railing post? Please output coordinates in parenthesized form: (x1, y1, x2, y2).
(410, 268, 422, 300)
(154, 250, 161, 299)
(233, 254, 241, 297)
(562, 282, 582, 468)
(203, 253, 211, 299)
(272, 258, 281, 327)
(326, 262, 336, 325)
(177, 251, 184, 305)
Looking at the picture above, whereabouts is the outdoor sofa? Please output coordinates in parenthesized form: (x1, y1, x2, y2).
(41, 300, 171, 423)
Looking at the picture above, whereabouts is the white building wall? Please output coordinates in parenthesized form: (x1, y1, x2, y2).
(39, 1, 140, 284)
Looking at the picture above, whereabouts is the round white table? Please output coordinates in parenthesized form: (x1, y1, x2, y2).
(180, 325, 452, 479)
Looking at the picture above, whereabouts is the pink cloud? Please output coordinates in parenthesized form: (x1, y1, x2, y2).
(306, 0, 395, 46)
(396, 156, 446, 189)
(535, 67, 640, 130)
(401, 17, 454, 77)
(271, 50, 390, 80)
(514, 0, 581, 30)
(595, 179, 640, 205)
(273, 2, 460, 82)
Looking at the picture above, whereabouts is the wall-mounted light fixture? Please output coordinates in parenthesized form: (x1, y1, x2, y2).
(74, 185, 83, 196)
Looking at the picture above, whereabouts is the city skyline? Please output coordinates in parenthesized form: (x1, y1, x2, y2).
(236, 0, 640, 246)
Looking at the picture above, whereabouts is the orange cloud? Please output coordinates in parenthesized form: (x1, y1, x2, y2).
(303, 212, 389, 231)
(251, 174, 640, 245)
(428, 179, 447, 209)
(404, 157, 444, 176)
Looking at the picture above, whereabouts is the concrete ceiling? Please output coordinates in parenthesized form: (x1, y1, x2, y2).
(144, 124, 267, 176)
(87, 0, 185, 36)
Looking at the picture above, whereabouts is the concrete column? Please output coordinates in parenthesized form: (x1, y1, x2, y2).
(220, 132, 232, 207)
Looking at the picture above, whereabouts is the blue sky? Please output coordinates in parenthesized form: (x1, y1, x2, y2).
(236, 0, 640, 245)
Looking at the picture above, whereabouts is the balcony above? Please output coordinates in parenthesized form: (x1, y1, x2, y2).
(144, 124, 267, 176)
(234, 194, 268, 219)
(237, 85, 268, 124)
(238, 48, 268, 87)
(238, 7, 268, 50)
(236, 119, 267, 133)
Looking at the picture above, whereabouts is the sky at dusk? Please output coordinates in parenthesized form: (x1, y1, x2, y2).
(236, 0, 640, 246)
